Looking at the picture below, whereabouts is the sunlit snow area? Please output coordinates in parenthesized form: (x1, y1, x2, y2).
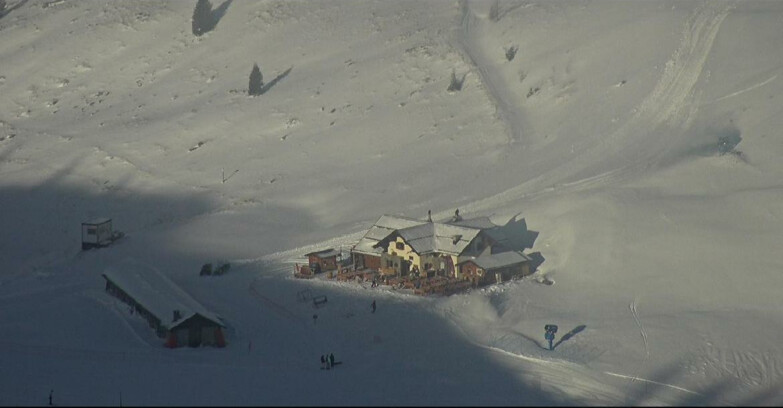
(2, 0, 783, 405)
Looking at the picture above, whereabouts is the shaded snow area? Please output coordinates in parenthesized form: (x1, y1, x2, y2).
(2, 0, 783, 405)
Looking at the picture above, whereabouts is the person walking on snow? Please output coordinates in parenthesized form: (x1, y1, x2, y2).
(329, 353, 335, 368)
(320, 354, 325, 369)
(371, 300, 376, 313)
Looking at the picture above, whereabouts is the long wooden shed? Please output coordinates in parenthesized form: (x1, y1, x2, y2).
(102, 263, 226, 348)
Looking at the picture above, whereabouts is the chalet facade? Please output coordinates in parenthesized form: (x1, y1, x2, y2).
(305, 248, 340, 273)
(102, 264, 226, 348)
(351, 212, 533, 285)
(350, 215, 426, 272)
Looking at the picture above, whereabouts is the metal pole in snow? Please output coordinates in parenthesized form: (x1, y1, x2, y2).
(222, 167, 225, 184)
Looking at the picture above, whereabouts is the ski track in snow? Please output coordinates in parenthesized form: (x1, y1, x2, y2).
(456, 1, 733, 216)
(629, 298, 649, 385)
(710, 74, 778, 104)
(603, 371, 705, 398)
(440, 308, 628, 405)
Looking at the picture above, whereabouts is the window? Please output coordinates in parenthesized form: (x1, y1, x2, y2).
(87, 228, 97, 235)
(396, 242, 405, 250)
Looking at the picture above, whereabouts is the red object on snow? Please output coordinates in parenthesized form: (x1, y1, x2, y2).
(165, 332, 177, 348)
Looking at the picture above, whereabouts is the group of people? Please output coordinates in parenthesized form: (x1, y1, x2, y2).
(320, 353, 335, 369)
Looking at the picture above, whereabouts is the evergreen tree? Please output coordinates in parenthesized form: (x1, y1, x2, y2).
(192, 0, 213, 36)
(249, 63, 264, 96)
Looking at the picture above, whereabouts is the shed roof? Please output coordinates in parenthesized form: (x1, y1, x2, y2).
(352, 214, 427, 256)
(305, 248, 340, 258)
(459, 251, 531, 270)
(102, 261, 223, 330)
(83, 218, 112, 225)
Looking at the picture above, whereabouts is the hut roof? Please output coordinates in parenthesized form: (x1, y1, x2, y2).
(102, 260, 223, 330)
(305, 248, 340, 258)
(352, 214, 427, 256)
(83, 218, 112, 225)
(459, 251, 531, 271)
(392, 222, 483, 256)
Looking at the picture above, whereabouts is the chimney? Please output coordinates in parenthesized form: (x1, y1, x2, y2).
(173, 310, 181, 322)
(427, 210, 432, 222)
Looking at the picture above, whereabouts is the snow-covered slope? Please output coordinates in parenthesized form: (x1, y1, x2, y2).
(2, 0, 783, 405)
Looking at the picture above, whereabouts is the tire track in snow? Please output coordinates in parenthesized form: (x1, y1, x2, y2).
(457, 2, 733, 216)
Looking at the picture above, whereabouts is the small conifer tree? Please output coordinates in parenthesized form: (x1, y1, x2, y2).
(249, 63, 264, 96)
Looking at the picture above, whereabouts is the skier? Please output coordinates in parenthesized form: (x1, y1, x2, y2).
(371, 300, 376, 314)
(49, 390, 53, 406)
(329, 353, 335, 368)
(320, 354, 326, 369)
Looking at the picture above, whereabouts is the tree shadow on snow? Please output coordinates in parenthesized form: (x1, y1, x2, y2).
(259, 66, 293, 95)
(193, 0, 233, 36)
(211, 0, 232, 23)
(1, 0, 30, 19)
(553, 325, 586, 349)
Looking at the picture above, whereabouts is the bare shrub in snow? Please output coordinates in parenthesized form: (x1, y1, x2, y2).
(249, 63, 264, 96)
(447, 69, 467, 92)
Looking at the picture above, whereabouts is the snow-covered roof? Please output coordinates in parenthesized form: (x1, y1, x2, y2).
(305, 248, 340, 258)
(352, 214, 427, 255)
(459, 251, 531, 270)
(352, 214, 501, 257)
(389, 222, 483, 256)
(83, 218, 112, 225)
(102, 262, 223, 330)
(448, 216, 498, 230)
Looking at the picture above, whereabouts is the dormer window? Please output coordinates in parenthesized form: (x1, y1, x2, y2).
(396, 242, 405, 250)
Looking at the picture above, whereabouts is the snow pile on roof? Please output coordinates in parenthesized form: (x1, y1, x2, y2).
(305, 248, 341, 258)
(460, 250, 531, 270)
(396, 222, 483, 255)
(102, 259, 223, 329)
(352, 214, 427, 255)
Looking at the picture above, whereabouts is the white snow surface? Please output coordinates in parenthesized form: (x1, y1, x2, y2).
(2, 0, 783, 405)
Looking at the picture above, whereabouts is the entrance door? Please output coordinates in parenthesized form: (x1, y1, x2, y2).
(189, 326, 202, 347)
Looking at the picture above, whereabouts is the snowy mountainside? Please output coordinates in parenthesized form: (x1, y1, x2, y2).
(2, 0, 783, 405)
